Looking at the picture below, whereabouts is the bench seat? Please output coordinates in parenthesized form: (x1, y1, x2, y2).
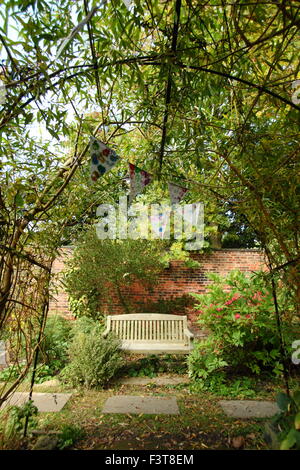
(119, 341, 192, 354)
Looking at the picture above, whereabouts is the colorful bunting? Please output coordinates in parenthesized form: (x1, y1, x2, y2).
(88, 136, 190, 204)
(150, 206, 171, 239)
(168, 182, 188, 205)
(129, 163, 152, 203)
(90, 137, 120, 182)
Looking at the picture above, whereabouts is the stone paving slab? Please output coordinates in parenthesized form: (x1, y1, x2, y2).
(219, 400, 280, 419)
(118, 375, 189, 386)
(1, 392, 72, 412)
(102, 395, 179, 415)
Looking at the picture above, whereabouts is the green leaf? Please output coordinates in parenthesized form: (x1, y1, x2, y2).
(280, 429, 298, 450)
(295, 412, 300, 430)
(25, 112, 34, 124)
(293, 391, 300, 408)
(276, 392, 292, 412)
(15, 193, 24, 207)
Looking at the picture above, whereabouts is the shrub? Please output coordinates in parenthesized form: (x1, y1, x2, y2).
(188, 270, 298, 382)
(0, 364, 21, 382)
(63, 230, 167, 318)
(70, 316, 105, 336)
(38, 315, 72, 374)
(189, 369, 257, 398)
(60, 322, 124, 388)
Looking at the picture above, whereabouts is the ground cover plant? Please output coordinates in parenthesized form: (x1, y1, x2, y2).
(0, 400, 38, 450)
(135, 294, 194, 316)
(0, 377, 294, 451)
(120, 354, 188, 379)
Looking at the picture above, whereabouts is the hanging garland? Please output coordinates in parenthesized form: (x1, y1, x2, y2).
(89, 136, 189, 204)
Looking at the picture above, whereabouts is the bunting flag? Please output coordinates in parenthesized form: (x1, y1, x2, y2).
(88, 136, 190, 201)
(129, 163, 152, 203)
(90, 136, 120, 182)
(150, 206, 171, 239)
(168, 182, 188, 205)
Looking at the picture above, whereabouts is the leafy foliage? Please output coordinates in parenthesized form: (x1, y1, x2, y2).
(123, 354, 187, 378)
(63, 228, 167, 316)
(0, 400, 38, 448)
(190, 372, 257, 398)
(0, 364, 20, 382)
(188, 271, 299, 382)
(60, 321, 124, 389)
(38, 315, 73, 373)
(265, 389, 300, 450)
(57, 424, 85, 450)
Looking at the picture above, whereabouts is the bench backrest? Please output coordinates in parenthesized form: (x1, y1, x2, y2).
(105, 314, 188, 343)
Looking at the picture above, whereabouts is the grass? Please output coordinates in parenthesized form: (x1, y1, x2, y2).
(1, 354, 298, 451)
(2, 375, 287, 451)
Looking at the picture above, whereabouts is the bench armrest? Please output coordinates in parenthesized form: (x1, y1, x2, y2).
(184, 328, 194, 339)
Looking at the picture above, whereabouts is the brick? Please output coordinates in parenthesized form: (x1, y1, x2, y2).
(48, 248, 267, 328)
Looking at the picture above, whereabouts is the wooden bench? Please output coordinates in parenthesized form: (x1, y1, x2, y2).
(102, 313, 194, 354)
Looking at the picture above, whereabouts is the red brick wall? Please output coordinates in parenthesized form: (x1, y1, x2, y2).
(49, 247, 74, 319)
(48, 248, 267, 329)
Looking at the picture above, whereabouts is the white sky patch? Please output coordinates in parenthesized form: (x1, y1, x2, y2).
(54, 5, 99, 61)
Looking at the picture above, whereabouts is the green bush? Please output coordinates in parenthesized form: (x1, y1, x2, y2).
(31, 364, 55, 384)
(0, 362, 60, 385)
(70, 316, 105, 337)
(0, 364, 21, 382)
(38, 315, 72, 374)
(63, 230, 167, 318)
(60, 322, 124, 388)
(0, 316, 72, 384)
(188, 270, 298, 383)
